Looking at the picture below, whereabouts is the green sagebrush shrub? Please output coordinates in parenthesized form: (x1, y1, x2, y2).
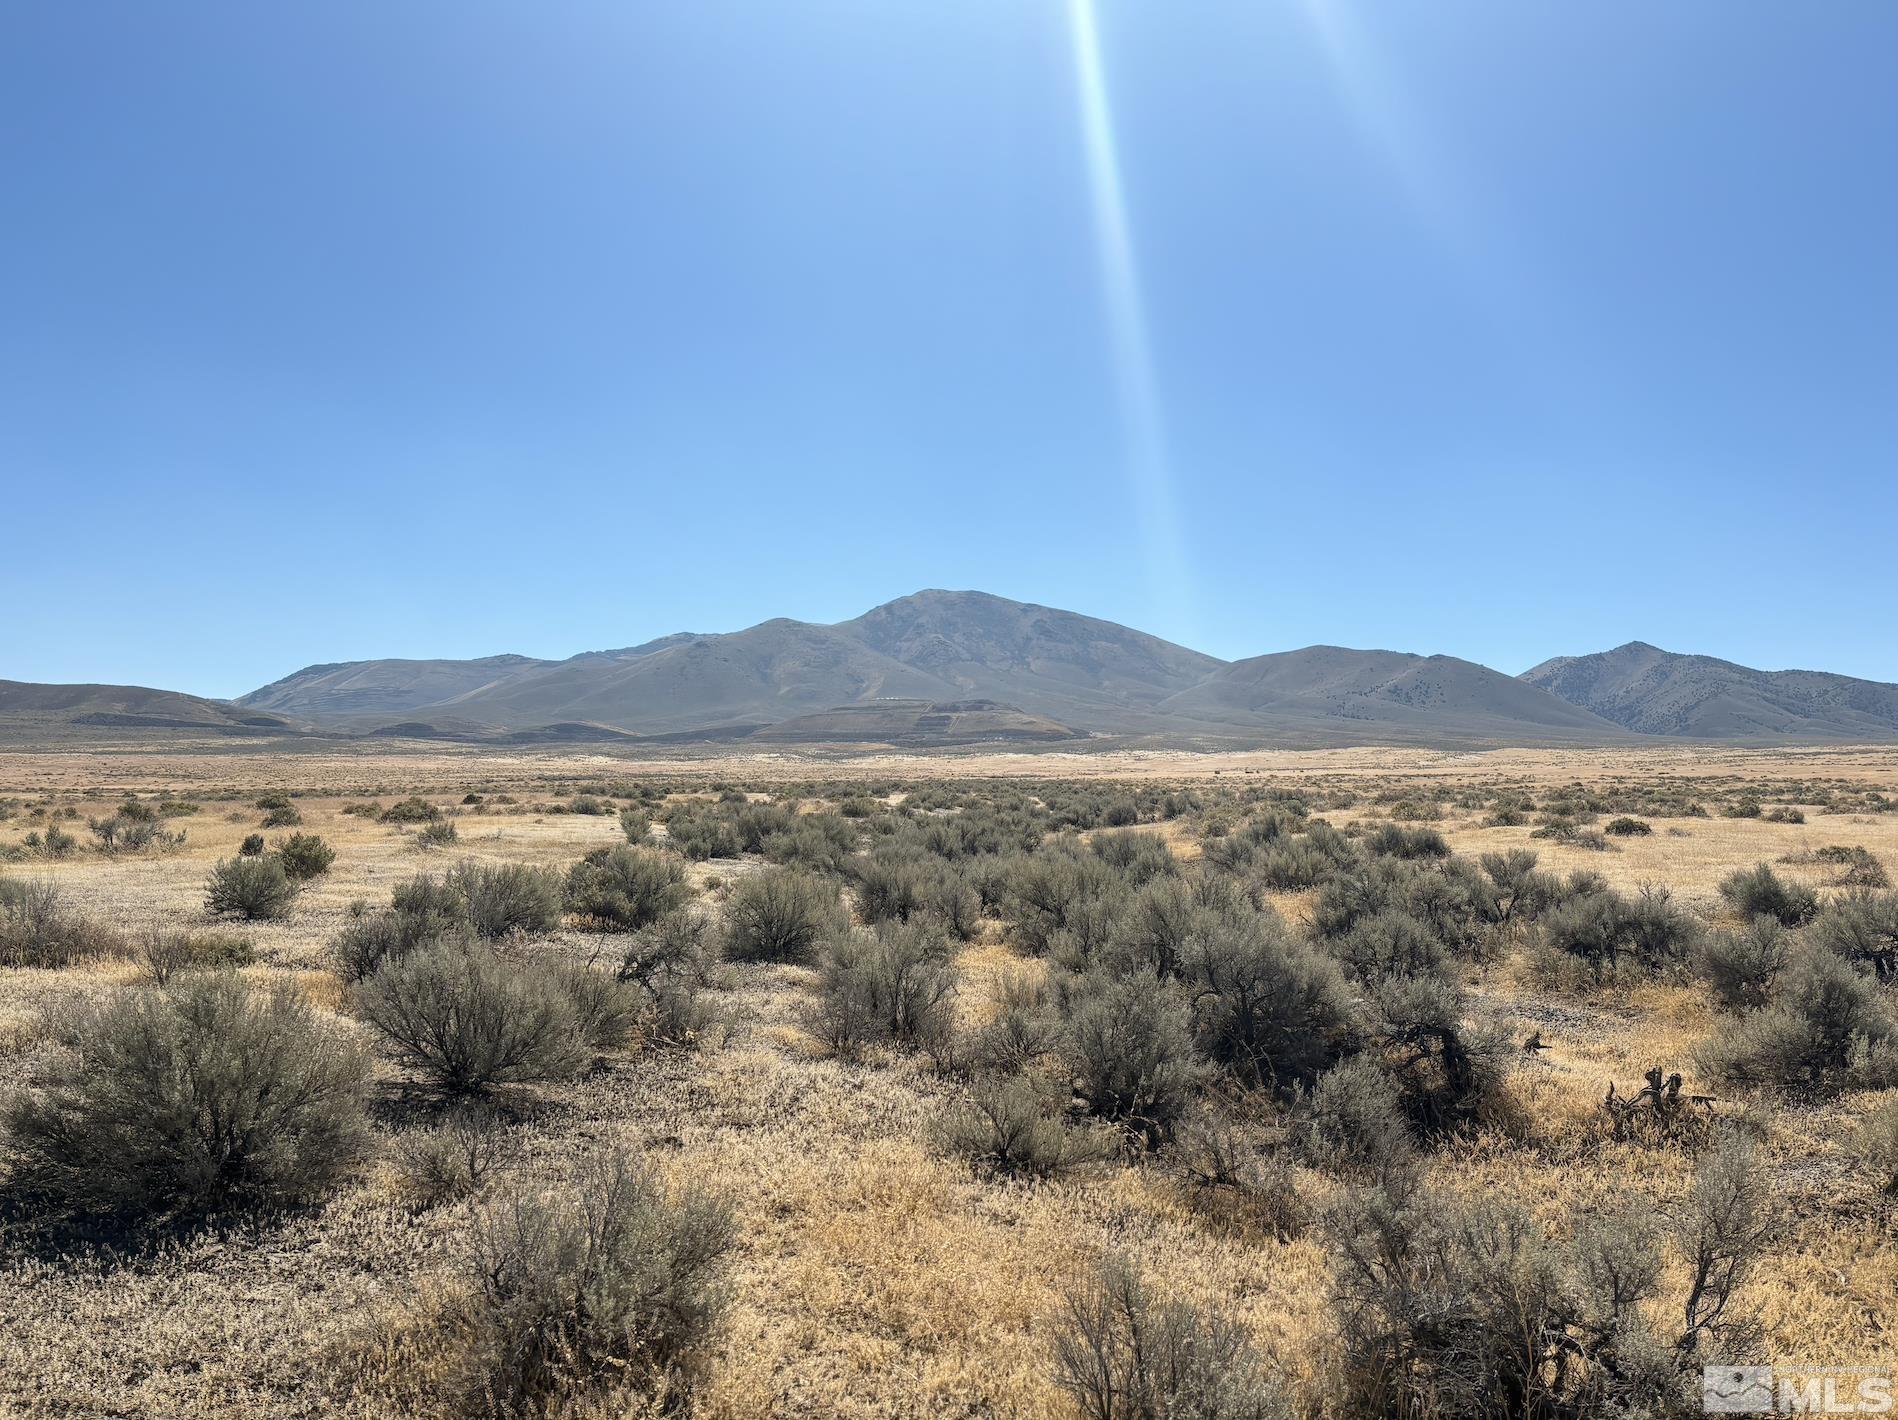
(564, 845, 689, 931)
(721, 869, 847, 964)
(4, 973, 368, 1222)
(205, 853, 299, 921)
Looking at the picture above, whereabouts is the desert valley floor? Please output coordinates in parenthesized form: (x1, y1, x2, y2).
(1, 739, 1895, 1418)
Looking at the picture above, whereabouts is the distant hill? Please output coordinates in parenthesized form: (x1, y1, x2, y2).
(0, 680, 303, 737)
(433, 619, 965, 734)
(238, 653, 556, 720)
(838, 590, 1221, 731)
(558, 634, 705, 666)
(751, 699, 1085, 746)
(1521, 642, 1898, 740)
(1157, 647, 1634, 744)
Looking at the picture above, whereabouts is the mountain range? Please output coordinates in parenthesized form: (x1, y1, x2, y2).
(5, 590, 1896, 748)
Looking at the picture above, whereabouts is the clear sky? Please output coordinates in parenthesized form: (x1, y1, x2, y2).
(4, 2, 1895, 699)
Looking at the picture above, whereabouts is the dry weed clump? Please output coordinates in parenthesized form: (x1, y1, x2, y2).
(135, 925, 256, 983)
(1854, 1095, 1898, 1196)
(391, 1108, 522, 1211)
(0, 875, 123, 967)
(1052, 1252, 1289, 1420)
(1168, 1105, 1308, 1241)
(414, 1151, 734, 1417)
(935, 1074, 1117, 1180)
(616, 907, 728, 1048)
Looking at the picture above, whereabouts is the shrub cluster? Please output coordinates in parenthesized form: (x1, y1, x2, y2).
(803, 920, 957, 1060)
(358, 942, 632, 1094)
(4, 973, 368, 1222)
(89, 800, 184, 853)
(257, 793, 302, 829)
(1719, 864, 1819, 926)
(276, 832, 335, 881)
(1535, 881, 1698, 980)
(1698, 946, 1893, 1091)
(331, 862, 562, 981)
(1323, 1136, 1771, 1416)
(381, 797, 443, 824)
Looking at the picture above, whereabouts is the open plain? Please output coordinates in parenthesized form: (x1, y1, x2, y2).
(2, 739, 1896, 1418)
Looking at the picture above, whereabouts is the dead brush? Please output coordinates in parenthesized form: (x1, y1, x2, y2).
(448, 1151, 733, 1416)
(1601, 1066, 1717, 1147)
(1052, 1251, 1288, 1420)
(137, 926, 256, 984)
(934, 1073, 1117, 1179)
(393, 1110, 521, 1211)
(0, 875, 124, 968)
(969, 964, 1063, 1074)
(1169, 1104, 1307, 1241)
(617, 909, 729, 1050)
(1853, 1096, 1898, 1200)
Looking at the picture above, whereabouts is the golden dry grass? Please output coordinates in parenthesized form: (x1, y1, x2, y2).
(0, 743, 1895, 1416)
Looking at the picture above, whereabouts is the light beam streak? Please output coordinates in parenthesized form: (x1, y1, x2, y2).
(1065, 0, 1195, 630)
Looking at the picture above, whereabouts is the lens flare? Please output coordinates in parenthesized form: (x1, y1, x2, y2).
(1065, 0, 1194, 629)
(1294, 0, 1537, 315)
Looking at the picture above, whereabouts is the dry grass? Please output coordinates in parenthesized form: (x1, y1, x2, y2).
(1, 743, 1895, 1416)
(6, 738, 1898, 796)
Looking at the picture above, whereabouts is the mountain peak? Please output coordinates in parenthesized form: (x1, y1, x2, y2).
(1523, 644, 1898, 739)
(837, 590, 1224, 728)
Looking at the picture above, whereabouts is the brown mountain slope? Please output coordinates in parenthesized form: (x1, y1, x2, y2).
(838, 589, 1223, 731)
(236, 654, 556, 719)
(1521, 642, 1898, 740)
(234, 638, 704, 722)
(750, 699, 1085, 746)
(1157, 646, 1635, 745)
(171, 590, 1896, 748)
(0, 680, 301, 737)
(241, 591, 1225, 736)
(436, 620, 965, 734)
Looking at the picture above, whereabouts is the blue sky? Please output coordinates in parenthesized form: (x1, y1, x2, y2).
(3, 2, 1895, 699)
